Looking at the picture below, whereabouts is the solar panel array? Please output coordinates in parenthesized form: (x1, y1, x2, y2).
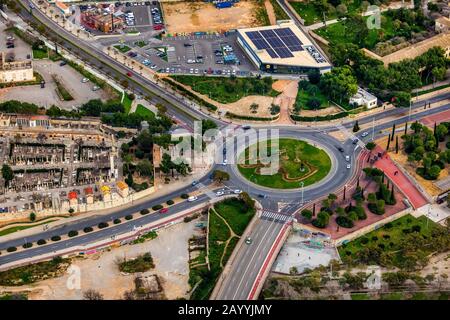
(245, 27, 304, 59)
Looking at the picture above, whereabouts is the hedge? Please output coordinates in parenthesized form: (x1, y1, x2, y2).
(98, 222, 109, 229)
(140, 209, 150, 215)
(290, 111, 349, 122)
(152, 204, 163, 211)
(51, 235, 61, 242)
(37, 239, 47, 245)
(83, 227, 93, 233)
(161, 78, 217, 111)
(68, 230, 78, 237)
(225, 111, 279, 122)
(113, 218, 122, 224)
(180, 193, 189, 199)
(23, 242, 33, 249)
(125, 214, 133, 220)
(166, 199, 174, 205)
(7, 246, 17, 252)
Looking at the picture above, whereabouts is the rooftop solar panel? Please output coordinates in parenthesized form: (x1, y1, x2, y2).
(244, 27, 300, 59)
(266, 48, 278, 58)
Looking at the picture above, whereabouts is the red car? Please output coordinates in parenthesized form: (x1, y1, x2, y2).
(126, 72, 132, 77)
(159, 208, 168, 214)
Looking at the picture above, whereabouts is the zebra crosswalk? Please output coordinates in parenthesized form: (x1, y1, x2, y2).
(260, 210, 292, 224)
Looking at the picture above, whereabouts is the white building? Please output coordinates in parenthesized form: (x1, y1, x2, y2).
(350, 88, 378, 109)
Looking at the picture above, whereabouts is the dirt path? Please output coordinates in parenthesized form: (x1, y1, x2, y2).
(210, 208, 239, 268)
(264, 0, 277, 25)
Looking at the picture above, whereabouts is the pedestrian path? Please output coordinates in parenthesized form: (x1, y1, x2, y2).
(260, 210, 292, 224)
(373, 146, 428, 209)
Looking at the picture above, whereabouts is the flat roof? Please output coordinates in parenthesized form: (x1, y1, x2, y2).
(237, 21, 331, 69)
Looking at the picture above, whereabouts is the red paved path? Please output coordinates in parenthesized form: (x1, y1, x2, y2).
(419, 109, 450, 127)
(373, 146, 428, 209)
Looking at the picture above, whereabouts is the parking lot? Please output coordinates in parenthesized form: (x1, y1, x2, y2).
(117, 32, 258, 76)
(0, 21, 31, 61)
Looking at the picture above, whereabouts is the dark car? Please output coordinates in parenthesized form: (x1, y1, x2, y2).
(59, 61, 67, 66)
(337, 147, 344, 152)
(258, 194, 268, 199)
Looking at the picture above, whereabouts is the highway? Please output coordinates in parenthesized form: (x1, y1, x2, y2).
(1, 0, 448, 300)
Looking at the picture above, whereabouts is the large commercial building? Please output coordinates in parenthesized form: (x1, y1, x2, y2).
(237, 21, 331, 74)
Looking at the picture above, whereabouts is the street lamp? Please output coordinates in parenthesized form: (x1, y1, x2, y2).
(300, 181, 304, 206)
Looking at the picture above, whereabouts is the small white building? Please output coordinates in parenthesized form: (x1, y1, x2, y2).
(350, 87, 378, 109)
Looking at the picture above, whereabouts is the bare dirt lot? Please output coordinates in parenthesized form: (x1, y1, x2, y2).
(0, 219, 200, 300)
(162, 1, 265, 34)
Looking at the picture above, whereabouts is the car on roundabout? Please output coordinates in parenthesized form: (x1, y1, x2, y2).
(233, 189, 242, 194)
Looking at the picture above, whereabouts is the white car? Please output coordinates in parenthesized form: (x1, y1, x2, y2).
(233, 189, 242, 194)
(194, 69, 199, 74)
(216, 191, 224, 197)
(345, 155, 350, 162)
(81, 78, 89, 83)
(361, 132, 369, 137)
(187, 196, 198, 202)
(346, 164, 351, 169)
(150, 64, 157, 69)
(189, 68, 194, 74)
(222, 159, 228, 166)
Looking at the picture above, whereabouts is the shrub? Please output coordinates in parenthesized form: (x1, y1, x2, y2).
(382, 234, 391, 240)
(180, 193, 189, 199)
(98, 222, 109, 229)
(125, 214, 133, 220)
(354, 206, 367, 220)
(68, 230, 78, 237)
(51, 235, 61, 241)
(371, 236, 378, 242)
(311, 211, 330, 228)
(83, 227, 93, 233)
(37, 239, 46, 245)
(166, 199, 174, 205)
(23, 242, 33, 249)
(360, 237, 369, 244)
(140, 209, 150, 215)
(336, 216, 354, 228)
(6, 246, 17, 252)
(152, 204, 163, 211)
(412, 225, 421, 233)
(113, 218, 121, 224)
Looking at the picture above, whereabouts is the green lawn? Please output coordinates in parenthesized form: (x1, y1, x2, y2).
(114, 44, 131, 53)
(295, 85, 331, 110)
(171, 75, 280, 104)
(0, 220, 57, 237)
(32, 48, 48, 59)
(351, 293, 370, 300)
(290, 0, 363, 25)
(238, 138, 332, 189)
(213, 199, 255, 236)
(339, 214, 444, 268)
(122, 93, 133, 114)
(134, 104, 155, 118)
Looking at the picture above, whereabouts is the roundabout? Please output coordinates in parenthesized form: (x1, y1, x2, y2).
(237, 138, 332, 189)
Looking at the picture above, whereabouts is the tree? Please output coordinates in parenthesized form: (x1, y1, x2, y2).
(137, 159, 153, 177)
(306, 98, 321, 110)
(366, 142, 376, 153)
(319, 66, 358, 103)
(29, 212, 36, 222)
(386, 133, 391, 150)
(83, 289, 104, 300)
(160, 153, 173, 175)
(1, 164, 14, 187)
(307, 70, 321, 84)
(239, 192, 255, 211)
(175, 161, 191, 176)
(391, 123, 396, 141)
(212, 170, 230, 183)
(353, 120, 360, 132)
(301, 209, 313, 220)
(201, 119, 218, 135)
(249, 103, 259, 113)
(312, 211, 330, 228)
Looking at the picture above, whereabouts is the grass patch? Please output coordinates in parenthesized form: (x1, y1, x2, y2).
(213, 199, 255, 236)
(32, 48, 48, 59)
(339, 214, 448, 269)
(351, 293, 370, 300)
(118, 252, 154, 273)
(132, 230, 157, 244)
(114, 44, 131, 53)
(122, 92, 134, 114)
(294, 84, 331, 110)
(0, 220, 57, 237)
(171, 75, 279, 104)
(238, 138, 332, 189)
(0, 257, 70, 286)
(134, 104, 155, 118)
(134, 41, 147, 48)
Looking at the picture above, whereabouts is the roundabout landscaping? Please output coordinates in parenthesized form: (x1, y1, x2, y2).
(237, 138, 332, 189)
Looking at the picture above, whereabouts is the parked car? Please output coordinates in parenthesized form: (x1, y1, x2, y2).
(81, 78, 89, 83)
(159, 208, 168, 214)
(59, 61, 67, 66)
(126, 71, 132, 77)
(233, 189, 242, 194)
(92, 86, 100, 91)
(187, 196, 198, 202)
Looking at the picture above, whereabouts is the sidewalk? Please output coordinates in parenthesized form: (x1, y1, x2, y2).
(373, 146, 428, 209)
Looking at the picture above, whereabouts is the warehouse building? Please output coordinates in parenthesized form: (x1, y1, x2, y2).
(237, 21, 331, 74)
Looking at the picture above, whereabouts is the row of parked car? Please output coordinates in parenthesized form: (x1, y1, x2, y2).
(151, 6, 164, 30)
